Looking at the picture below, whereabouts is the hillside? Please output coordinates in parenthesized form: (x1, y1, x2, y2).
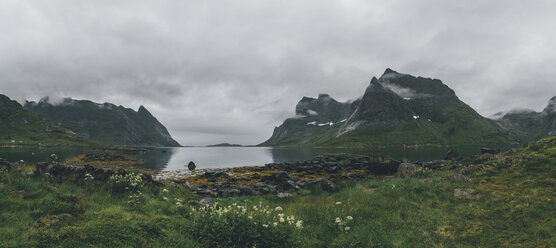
(261, 69, 514, 148)
(0, 94, 91, 145)
(494, 96, 556, 143)
(24, 97, 180, 147)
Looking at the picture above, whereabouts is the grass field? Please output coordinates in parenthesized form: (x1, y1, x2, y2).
(1, 137, 555, 247)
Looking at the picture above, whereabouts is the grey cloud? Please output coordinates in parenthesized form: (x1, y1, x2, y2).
(1, 0, 555, 145)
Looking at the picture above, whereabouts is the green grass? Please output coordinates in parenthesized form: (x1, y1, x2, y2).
(1, 137, 555, 247)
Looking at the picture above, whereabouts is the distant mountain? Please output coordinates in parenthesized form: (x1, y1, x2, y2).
(24, 97, 180, 147)
(206, 143, 243, 147)
(494, 96, 556, 142)
(260, 69, 514, 148)
(0, 94, 91, 145)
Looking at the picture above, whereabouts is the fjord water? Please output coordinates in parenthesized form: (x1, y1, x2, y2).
(0, 145, 494, 171)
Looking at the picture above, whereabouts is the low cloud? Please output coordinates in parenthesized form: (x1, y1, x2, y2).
(1, 0, 555, 145)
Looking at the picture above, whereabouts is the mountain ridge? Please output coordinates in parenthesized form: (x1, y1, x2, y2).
(24, 97, 180, 147)
(260, 69, 515, 148)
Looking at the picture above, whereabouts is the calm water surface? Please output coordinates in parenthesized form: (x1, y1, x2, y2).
(0, 145, 492, 171)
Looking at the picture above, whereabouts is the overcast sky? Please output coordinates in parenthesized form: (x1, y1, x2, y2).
(1, 0, 555, 145)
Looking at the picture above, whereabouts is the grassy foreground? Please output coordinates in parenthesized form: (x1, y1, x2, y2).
(1, 138, 555, 247)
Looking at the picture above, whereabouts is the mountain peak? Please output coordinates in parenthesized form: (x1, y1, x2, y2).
(318, 94, 331, 100)
(383, 68, 398, 75)
(138, 105, 148, 113)
(544, 96, 556, 113)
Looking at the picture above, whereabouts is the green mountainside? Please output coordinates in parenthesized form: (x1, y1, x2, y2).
(260, 69, 514, 147)
(494, 96, 556, 143)
(0, 94, 91, 145)
(24, 97, 180, 147)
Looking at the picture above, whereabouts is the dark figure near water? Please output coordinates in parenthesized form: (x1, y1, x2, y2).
(187, 161, 196, 171)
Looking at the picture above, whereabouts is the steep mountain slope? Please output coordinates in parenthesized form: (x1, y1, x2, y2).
(495, 96, 556, 142)
(24, 98, 180, 147)
(260, 69, 513, 147)
(0, 94, 91, 145)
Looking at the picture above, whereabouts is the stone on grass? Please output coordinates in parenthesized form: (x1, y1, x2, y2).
(397, 163, 419, 178)
(277, 192, 293, 198)
(453, 189, 480, 199)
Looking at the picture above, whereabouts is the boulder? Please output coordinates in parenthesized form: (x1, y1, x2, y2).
(422, 160, 447, 170)
(454, 188, 480, 199)
(363, 156, 401, 175)
(199, 197, 214, 206)
(308, 178, 337, 192)
(277, 192, 293, 198)
(187, 161, 196, 171)
(397, 163, 420, 178)
(0, 158, 11, 171)
(444, 150, 460, 160)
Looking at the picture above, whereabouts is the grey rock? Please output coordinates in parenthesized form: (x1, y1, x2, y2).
(453, 188, 480, 199)
(187, 161, 196, 171)
(277, 192, 293, 198)
(397, 163, 420, 178)
(200, 197, 214, 206)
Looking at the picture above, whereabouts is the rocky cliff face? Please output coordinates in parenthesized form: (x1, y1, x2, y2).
(24, 97, 180, 147)
(495, 96, 556, 142)
(260, 69, 513, 147)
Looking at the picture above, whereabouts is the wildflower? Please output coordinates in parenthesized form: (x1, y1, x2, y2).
(392, 184, 396, 189)
(163, 196, 168, 201)
(335, 202, 342, 205)
(273, 222, 278, 227)
(275, 206, 283, 211)
(162, 188, 169, 193)
(346, 216, 353, 220)
(335, 217, 342, 223)
(345, 226, 351, 231)
(248, 216, 253, 219)
(279, 217, 285, 223)
(295, 220, 303, 229)
(262, 224, 269, 228)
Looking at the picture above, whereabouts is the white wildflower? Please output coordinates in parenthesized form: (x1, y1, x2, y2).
(335, 217, 342, 223)
(335, 202, 342, 205)
(275, 206, 283, 211)
(345, 226, 351, 231)
(346, 216, 353, 220)
(295, 220, 303, 229)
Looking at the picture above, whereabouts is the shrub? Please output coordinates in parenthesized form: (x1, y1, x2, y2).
(186, 202, 302, 248)
(108, 173, 143, 194)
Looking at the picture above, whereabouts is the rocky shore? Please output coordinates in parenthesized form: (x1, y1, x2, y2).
(1, 148, 504, 198)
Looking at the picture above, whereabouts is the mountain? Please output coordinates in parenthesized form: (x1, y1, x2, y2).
(0, 94, 91, 145)
(494, 96, 556, 142)
(24, 97, 180, 147)
(260, 69, 514, 148)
